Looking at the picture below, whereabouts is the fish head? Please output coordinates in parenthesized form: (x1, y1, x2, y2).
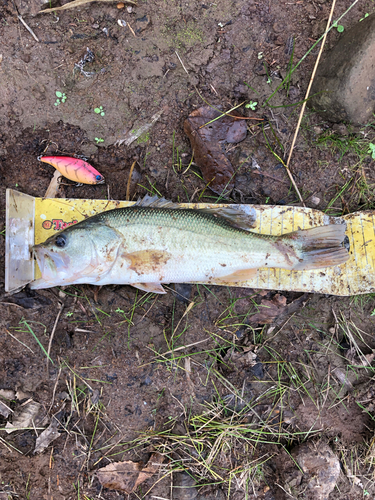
(32, 222, 122, 288)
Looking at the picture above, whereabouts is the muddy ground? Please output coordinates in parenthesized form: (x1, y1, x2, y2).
(1, 0, 375, 499)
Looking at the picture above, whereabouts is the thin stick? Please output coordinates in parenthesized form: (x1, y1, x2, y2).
(5, 328, 34, 353)
(175, 50, 189, 75)
(127, 22, 136, 38)
(18, 15, 39, 42)
(126, 160, 137, 201)
(44, 169, 62, 199)
(285, 0, 338, 206)
(46, 301, 65, 370)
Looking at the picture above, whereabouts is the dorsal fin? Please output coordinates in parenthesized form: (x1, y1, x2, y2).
(135, 195, 256, 230)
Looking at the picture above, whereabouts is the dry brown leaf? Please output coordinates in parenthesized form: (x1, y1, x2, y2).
(39, 0, 136, 14)
(34, 418, 61, 454)
(5, 400, 43, 434)
(97, 452, 164, 494)
(184, 105, 247, 195)
(134, 452, 164, 488)
(248, 294, 287, 325)
(224, 348, 257, 370)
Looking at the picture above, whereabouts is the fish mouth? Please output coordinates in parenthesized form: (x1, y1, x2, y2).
(33, 245, 71, 282)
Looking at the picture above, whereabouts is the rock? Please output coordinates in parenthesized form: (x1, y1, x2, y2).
(310, 195, 320, 206)
(292, 442, 340, 500)
(17, 0, 55, 16)
(332, 123, 348, 136)
(309, 13, 375, 124)
(172, 283, 192, 304)
(173, 472, 198, 500)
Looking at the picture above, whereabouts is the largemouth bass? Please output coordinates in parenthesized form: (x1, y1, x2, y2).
(31, 197, 349, 293)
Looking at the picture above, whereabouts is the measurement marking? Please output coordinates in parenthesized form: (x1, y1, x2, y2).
(290, 206, 295, 290)
(268, 207, 274, 289)
(360, 213, 368, 266)
(257, 209, 262, 289)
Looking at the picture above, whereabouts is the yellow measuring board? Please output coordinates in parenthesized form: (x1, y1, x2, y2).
(5, 189, 374, 295)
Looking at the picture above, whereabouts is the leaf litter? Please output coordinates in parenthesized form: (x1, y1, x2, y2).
(34, 418, 61, 454)
(5, 400, 44, 434)
(184, 105, 248, 196)
(39, 0, 137, 14)
(96, 452, 165, 494)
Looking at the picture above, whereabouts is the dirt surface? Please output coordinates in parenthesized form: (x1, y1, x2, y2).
(1, 1, 375, 499)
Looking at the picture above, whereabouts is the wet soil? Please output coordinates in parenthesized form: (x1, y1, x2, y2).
(1, 1, 375, 499)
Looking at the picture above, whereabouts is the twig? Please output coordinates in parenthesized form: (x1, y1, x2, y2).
(44, 169, 62, 199)
(18, 15, 39, 42)
(285, 0, 338, 206)
(115, 109, 164, 147)
(46, 301, 65, 370)
(5, 328, 34, 353)
(175, 50, 263, 130)
(127, 22, 136, 38)
(126, 160, 137, 201)
(175, 50, 189, 75)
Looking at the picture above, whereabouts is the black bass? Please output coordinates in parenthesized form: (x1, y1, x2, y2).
(31, 197, 349, 293)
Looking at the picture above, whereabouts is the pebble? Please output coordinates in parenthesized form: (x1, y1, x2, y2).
(293, 443, 340, 500)
(310, 195, 320, 206)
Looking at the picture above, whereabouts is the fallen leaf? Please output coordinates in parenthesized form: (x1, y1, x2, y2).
(115, 109, 164, 147)
(248, 294, 287, 325)
(40, 0, 136, 14)
(5, 400, 43, 434)
(0, 389, 15, 400)
(97, 452, 164, 493)
(34, 418, 61, 454)
(184, 106, 247, 195)
(0, 400, 12, 418)
(224, 348, 257, 369)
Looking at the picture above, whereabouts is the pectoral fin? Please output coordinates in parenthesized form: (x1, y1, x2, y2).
(131, 283, 166, 294)
(213, 268, 258, 283)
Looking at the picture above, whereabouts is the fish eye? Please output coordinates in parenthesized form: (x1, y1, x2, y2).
(96, 175, 102, 181)
(55, 234, 66, 248)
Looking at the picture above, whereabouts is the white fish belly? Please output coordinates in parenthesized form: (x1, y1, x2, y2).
(94, 230, 277, 286)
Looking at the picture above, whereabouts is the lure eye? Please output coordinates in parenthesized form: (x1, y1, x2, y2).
(96, 175, 102, 181)
(55, 234, 66, 248)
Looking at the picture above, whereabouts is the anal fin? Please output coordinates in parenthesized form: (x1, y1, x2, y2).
(213, 268, 258, 283)
(131, 282, 166, 294)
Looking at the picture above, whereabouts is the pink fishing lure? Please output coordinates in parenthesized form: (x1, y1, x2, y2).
(38, 156, 105, 185)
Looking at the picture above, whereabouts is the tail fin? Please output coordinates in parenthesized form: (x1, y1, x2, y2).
(291, 223, 349, 270)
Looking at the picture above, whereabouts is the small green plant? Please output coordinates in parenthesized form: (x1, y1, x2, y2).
(368, 143, 375, 160)
(94, 137, 104, 144)
(245, 101, 258, 111)
(94, 106, 105, 116)
(54, 91, 67, 106)
(136, 131, 150, 145)
(333, 20, 344, 32)
(266, 77, 272, 84)
(360, 13, 369, 22)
